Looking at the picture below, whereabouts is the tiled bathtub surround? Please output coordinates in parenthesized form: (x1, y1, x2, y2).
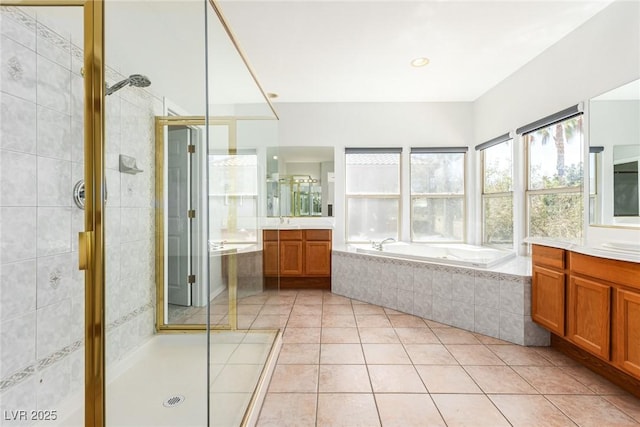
(0, 6, 160, 422)
(332, 250, 549, 346)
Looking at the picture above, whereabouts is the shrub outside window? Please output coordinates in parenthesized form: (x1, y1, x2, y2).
(526, 115, 583, 241)
(481, 140, 513, 248)
(345, 150, 401, 242)
(410, 149, 466, 242)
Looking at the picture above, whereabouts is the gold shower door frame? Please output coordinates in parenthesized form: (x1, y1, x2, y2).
(0, 0, 106, 425)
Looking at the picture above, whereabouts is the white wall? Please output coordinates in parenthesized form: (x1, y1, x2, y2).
(274, 102, 475, 245)
(473, 0, 640, 248)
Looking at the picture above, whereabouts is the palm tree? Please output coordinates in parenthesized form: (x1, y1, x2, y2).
(537, 116, 582, 179)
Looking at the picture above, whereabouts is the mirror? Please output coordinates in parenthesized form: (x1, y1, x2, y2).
(266, 146, 335, 217)
(589, 78, 640, 227)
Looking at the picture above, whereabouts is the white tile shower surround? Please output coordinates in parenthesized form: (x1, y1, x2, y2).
(46, 332, 278, 427)
(1, 5, 161, 419)
(332, 250, 550, 346)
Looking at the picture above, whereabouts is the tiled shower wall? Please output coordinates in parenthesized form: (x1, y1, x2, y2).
(0, 7, 159, 420)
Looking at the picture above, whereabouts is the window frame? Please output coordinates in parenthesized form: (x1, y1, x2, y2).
(524, 114, 584, 242)
(344, 149, 402, 243)
(409, 148, 467, 243)
(480, 139, 514, 248)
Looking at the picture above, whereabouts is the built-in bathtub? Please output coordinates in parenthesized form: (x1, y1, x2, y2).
(353, 242, 515, 268)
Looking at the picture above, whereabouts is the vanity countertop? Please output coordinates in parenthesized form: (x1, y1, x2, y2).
(525, 237, 640, 264)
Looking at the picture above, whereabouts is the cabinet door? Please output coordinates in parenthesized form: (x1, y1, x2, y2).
(263, 241, 279, 276)
(280, 241, 303, 276)
(532, 265, 565, 335)
(567, 276, 611, 360)
(305, 241, 331, 276)
(615, 289, 640, 378)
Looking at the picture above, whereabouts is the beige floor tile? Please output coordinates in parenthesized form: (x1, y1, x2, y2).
(320, 327, 360, 343)
(317, 393, 380, 427)
(321, 313, 357, 327)
(268, 364, 319, 393)
(259, 304, 291, 315)
(531, 346, 580, 366)
(394, 327, 440, 344)
(237, 304, 263, 315)
(562, 365, 627, 395)
(295, 295, 324, 305)
(318, 365, 372, 393)
(513, 366, 593, 394)
(464, 366, 537, 394)
(320, 343, 365, 364)
(404, 344, 458, 365)
(237, 314, 257, 329)
(355, 314, 392, 328)
(375, 394, 446, 427)
(322, 304, 354, 314)
(291, 304, 323, 316)
(547, 395, 638, 427)
(257, 393, 317, 427)
(446, 344, 506, 366)
(383, 307, 404, 315)
(415, 365, 482, 393)
(488, 344, 553, 366)
(358, 327, 400, 343)
(604, 394, 640, 423)
(323, 294, 352, 305)
(433, 328, 481, 344)
(387, 314, 428, 328)
(352, 304, 386, 315)
(282, 327, 321, 344)
(368, 365, 426, 393)
(432, 394, 510, 426)
(286, 314, 322, 328)
(488, 394, 576, 427)
(473, 333, 511, 345)
(277, 343, 320, 364)
(425, 319, 452, 328)
(362, 343, 411, 364)
(250, 314, 284, 329)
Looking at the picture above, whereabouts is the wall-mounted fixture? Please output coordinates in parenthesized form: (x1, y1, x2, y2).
(73, 180, 85, 209)
(119, 154, 143, 174)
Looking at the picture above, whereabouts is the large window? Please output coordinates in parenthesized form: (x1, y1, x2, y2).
(480, 137, 513, 248)
(208, 153, 258, 243)
(345, 149, 401, 242)
(410, 148, 466, 242)
(524, 114, 583, 240)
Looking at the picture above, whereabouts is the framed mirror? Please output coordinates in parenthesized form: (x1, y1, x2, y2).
(266, 146, 335, 217)
(589, 78, 640, 227)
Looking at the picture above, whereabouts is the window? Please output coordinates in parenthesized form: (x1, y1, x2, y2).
(208, 153, 258, 243)
(525, 114, 583, 240)
(345, 149, 401, 242)
(410, 148, 466, 242)
(480, 138, 513, 248)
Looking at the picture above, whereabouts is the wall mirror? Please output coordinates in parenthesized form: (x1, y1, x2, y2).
(266, 146, 335, 217)
(589, 78, 640, 227)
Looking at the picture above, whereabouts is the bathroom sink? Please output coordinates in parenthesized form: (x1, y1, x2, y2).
(601, 242, 640, 253)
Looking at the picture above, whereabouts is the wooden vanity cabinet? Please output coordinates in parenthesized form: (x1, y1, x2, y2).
(531, 245, 567, 336)
(532, 244, 640, 392)
(263, 229, 332, 289)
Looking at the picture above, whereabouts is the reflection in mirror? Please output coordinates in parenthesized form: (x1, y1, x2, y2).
(589, 79, 640, 227)
(266, 147, 335, 217)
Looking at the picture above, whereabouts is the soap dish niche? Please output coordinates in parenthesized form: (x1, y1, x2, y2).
(119, 154, 143, 174)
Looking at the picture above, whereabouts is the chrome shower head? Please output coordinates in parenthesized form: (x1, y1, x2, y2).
(106, 74, 151, 96)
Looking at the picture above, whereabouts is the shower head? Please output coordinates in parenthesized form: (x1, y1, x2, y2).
(106, 74, 151, 96)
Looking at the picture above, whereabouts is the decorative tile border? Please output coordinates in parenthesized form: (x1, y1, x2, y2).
(0, 303, 153, 393)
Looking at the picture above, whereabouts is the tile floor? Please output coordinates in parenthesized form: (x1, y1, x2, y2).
(256, 289, 640, 427)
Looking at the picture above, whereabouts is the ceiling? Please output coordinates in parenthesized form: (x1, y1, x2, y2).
(217, 0, 615, 103)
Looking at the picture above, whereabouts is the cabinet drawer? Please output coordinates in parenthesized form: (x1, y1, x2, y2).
(570, 252, 640, 290)
(263, 230, 278, 241)
(279, 230, 303, 240)
(532, 245, 565, 270)
(305, 229, 332, 241)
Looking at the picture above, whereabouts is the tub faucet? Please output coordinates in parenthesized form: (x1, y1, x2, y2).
(372, 237, 395, 251)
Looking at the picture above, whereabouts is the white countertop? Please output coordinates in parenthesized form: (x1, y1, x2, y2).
(525, 237, 640, 264)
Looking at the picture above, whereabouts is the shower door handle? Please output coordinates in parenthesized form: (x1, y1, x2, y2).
(78, 231, 93, 270)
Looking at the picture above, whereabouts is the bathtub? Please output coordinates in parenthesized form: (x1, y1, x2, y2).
(353, 242, 515, 268)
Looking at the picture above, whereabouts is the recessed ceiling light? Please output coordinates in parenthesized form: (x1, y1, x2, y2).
(267, 92, 279, 99)
(411, 57, 430, 67)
